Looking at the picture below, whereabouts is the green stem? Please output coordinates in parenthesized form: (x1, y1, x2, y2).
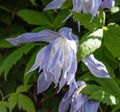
(0, 5, 14, 14)
(0, 90, 4, 100)
(99, 105, 104, 112)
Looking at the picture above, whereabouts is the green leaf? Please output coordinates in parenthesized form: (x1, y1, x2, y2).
(77, 29, 103, 62)
(17, 9, 52, 26)
(32, 26, 52, 32)
(8, 93, 35, 112)
(18, 94, 36, 112)
(0, 55, 6, 76)
(16, 85, 32, 93)
(72, 9, 105, 31)
(82, 85, 119, 105)
(23, 44, 45, 84)
(53, 10, 69, 28)
(1, 43, 35, 79)
(94, 77, 120, 96)
(30, 0, 37, 6)
(112, 103, 120, 112)
(77, 72, 94, 82)
(81, 85, 105, 94)
(41, 0, 52, 6)
(104, 23, 120, 58)
(0, 40, 13, 48)
(61, 0, 72, 9)
(23, 48, 40, 84)
(102, 46, 119, 71)
(89, 90, 119, 105)
(8, 93, 17, 112)
(115, 0, 120, 5)
(0, 102, 8, 112)
(0, 12, 13, 26)
(109, 11, 120, 23)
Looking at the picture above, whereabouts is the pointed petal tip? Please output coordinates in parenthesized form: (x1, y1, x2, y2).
(25, 67, 35, 76)
(44, 6, 60, 11)
(37, 90, 41, 94)
(43, 7, 50, 11)
(44, 0, 66, 11)
(6, 38, 18, 46)
(82, 54, 111, 78)
(44, 4, 60, 11)
(43, 6, 58, 11)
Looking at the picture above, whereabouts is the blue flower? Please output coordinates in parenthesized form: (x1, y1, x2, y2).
(44, 0, 115, 17)
(82, 54, 110, 78)
(44, 0, 115, 31)
(59, 81, 99, 112)
(7, 27, 78, 93)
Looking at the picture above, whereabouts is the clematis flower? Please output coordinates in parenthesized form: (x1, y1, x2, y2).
(44, 0, 115, 31)
(44, 0, 115, 17)
(82, 54, 110, 78)
(59, 81, 99, 112)
(7, 27, 78, 93)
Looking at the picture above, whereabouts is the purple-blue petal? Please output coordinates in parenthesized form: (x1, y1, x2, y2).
(7, 30, 60, 45)
(37, 72, 52, 94)
(62, 47, 73, 73)
(68, 53, 77, 75)
(90, 0, 102, 20)
(59, 93, 72, 112)
(59, 27, 78, 41)
(52, 64, 61, 87)
(71, 32, 79, 43)
(51, 48, 61, 68)
(66, 81, 86, 101)
(58, 75, 67, 92)
(101, 0, 115, 9)
(73, 0, 82, 12)
(47, 45, 62, 71)
(26, 48, 45, 74)
(59, 81, 86, 112)
(44, 0, 66, 10)
(43, 43, 53, 70)
(82, 54, 110, 78)
(62, 82, 76, 102)
(71, 94, 87, 112)
(85, 100, 99, 112)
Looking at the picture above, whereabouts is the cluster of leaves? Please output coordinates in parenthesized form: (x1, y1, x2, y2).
(0, 0, 120, 112)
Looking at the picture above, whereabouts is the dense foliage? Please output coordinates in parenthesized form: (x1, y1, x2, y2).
(0, 0, 120, 112)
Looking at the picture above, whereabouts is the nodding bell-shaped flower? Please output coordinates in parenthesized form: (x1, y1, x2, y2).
(82, 54, 110, 78)
(44, 0, 115, 13)
(44, 0, 115, 31)
(59, 81, 99, 112)
(7, 27, 78, 94)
